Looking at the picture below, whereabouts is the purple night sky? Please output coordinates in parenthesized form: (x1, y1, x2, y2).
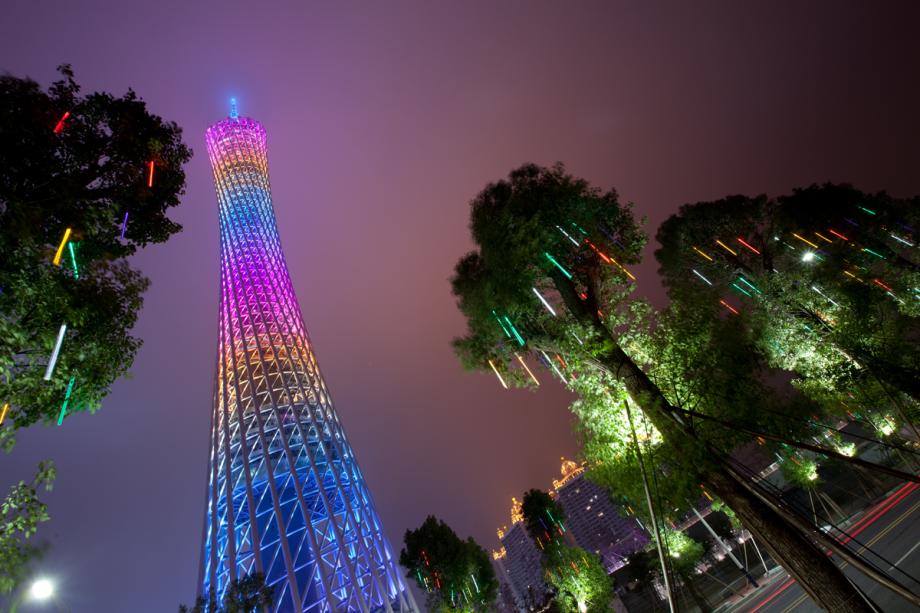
(2, 2, 919, 611)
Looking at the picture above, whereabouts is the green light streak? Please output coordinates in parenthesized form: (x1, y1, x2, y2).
(862, 248, 886, 259)
(504, 316, 525, 346)
(858, 206, 876, 215)
(731, 283, 753, 298)
(68, 242, 79, 279)
(492, 310, 511, 337)
(570, 221, 589, 236)
(737, 276, 762, 294)
(57, 376, 75, 426)
(544, 252, 573, 279)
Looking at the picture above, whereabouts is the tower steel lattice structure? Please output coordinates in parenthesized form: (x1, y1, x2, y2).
(199, 112, 418, 613)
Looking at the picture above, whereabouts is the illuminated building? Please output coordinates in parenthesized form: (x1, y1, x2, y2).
(494, 517, 547, 611)
(552, 460, 649, 573)
(198, 109, 417, 612)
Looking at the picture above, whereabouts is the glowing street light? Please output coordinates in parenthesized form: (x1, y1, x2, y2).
(29, 578, 54, 601)
(801, 251, 815, 263)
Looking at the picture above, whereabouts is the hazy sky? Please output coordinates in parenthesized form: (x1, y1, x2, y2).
(2, 1, 919, 611)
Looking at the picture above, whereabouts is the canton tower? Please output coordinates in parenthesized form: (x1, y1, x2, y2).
(199, 105, 418, 613)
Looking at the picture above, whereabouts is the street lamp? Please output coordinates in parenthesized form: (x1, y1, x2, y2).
(29, 578, 54, 601)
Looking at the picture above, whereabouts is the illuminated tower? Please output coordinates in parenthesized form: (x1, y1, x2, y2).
(200, 107, 418, 613)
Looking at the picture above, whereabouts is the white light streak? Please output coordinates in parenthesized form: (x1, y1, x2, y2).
(692, 269, 713, 286)
(532, 287, 557, 316)
(43, 324, 67, 381)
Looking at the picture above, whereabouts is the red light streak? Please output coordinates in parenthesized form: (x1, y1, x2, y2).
(828, 229, 849, 241)
(585, 239, 611, 264)
(148, 160, 155, 187)
(749, 481, 919, 612)
(872, 278, 893, 292)
(53, 111, 70, 134)
(736, 237, 761, 254)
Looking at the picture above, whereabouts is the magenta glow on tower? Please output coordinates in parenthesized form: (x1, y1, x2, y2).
(200, 111, 418, 612)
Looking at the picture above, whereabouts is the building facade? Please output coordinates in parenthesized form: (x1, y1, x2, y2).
(553, 461, 649, 573)
(495, 503, 547, 611)
(198, 110, 417, 613)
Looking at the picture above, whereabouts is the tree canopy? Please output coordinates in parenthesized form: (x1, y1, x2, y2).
(178, 573, 274, 613)
(0, 461, 55, 595)
(0, 65, 192, 447)
(399, 515, 497, 612)
(521, 489, 612, 613)
(451, 163, 898, 611)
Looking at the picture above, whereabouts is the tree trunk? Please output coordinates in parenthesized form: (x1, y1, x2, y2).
(592, 345, 875, 612)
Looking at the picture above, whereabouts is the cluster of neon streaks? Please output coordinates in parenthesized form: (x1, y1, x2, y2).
(201, 116, 416, 613)
(688, 212, 917, 314)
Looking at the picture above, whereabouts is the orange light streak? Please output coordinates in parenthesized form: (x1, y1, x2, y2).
(736, 237, 760, 254)
(715, 240, 737, 256)
(692, 246, 714, 261)
(843, 270, 863, 282)
(147, 160, 155, 187)
(719, 299, 739, 315)
(792, 233, 819, 249)
(0, 403, 8, 426)
(488, 360, 508, 389)
(814, 232, 833, 243)
(828, 229, 849, 241)
(515, 353, 540, 385)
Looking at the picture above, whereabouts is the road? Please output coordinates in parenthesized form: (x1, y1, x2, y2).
(736, 482, 920, 612)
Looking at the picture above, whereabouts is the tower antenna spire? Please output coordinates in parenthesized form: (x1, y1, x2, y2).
(229, 97, 238, 120)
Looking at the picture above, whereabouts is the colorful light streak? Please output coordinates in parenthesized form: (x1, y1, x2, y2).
(858, 206, 876, 215)
(556, 225, 580, 246)
(872, 278, 893, 292)
(585, 239, 611, 264)
(504, 316, 525, 346)
(828, 229, 849, 241)
(731, 283, 752, 298)
(515, 353, 540, 385)
(541, 350, 567, 382)
(719, 299, 739, 315)
(715, 239, 737, 256)
(813, 231, 833, 243)
(792, 233, 819, 249)
(43, 324, 67, 381)
(862, 247, 886, 259)
(0, 403, 8, 426)
(532, 287, 557, 316)
(692, 269, 712, 286)
(544, 252, 573, 279)
(120, 211, 129, 239)
(492, 309, 511, 337)
(692, 246, 714, 261)
(736, 237, 760, 254)
(147, 160, 155, 187)
(68, 242, 78, 279)
(570, 331, 584, 345)
(570, 222, 588, 236)
(52, 228, 72, 266)
(53, 111, 70, 134)
(57, 376, 75, 426)
(736, 276, 761, 294)
(890, 233, 914, 247)
(488, 359, 508, 389)
(811, 285, 840, 307)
